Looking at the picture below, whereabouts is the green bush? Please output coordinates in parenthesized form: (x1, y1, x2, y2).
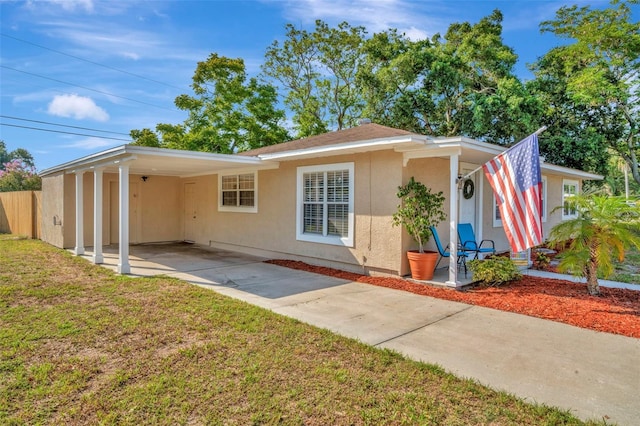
(468, 257, 522, 287)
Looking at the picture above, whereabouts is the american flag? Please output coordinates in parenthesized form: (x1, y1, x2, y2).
(483, 134, 543, 253)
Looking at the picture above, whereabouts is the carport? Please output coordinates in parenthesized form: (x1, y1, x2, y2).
(40, 145, 278, 273)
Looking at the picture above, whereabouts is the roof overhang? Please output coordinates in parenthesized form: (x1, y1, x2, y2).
(399, 136, 603, 181)
(256, 135, 431, 161)
(40, 145, 279, 178)
(40, 134, 603, 182)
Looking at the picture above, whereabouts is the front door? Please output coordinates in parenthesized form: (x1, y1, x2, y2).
(459, 167, 478, 229)
(183, 182, 197, 242)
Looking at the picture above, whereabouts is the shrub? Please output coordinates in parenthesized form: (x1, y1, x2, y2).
(468, 257, 522, 287)
(532, 251, 551, 270)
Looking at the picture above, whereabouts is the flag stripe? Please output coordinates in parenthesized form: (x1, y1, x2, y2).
(483, 134, 543, 253)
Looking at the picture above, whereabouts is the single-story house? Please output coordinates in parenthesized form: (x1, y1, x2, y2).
(39, 122, 601, 287)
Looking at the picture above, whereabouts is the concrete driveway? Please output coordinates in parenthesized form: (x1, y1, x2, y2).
(83, 242, 640, 425)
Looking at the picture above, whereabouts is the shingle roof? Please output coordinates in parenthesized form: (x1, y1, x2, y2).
(238, 123, 414, 157)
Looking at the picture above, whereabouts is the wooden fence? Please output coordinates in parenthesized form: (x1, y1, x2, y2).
(0, 191, 42, 239)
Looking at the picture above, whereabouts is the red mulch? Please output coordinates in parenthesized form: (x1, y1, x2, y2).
(266, 259, 640, 339)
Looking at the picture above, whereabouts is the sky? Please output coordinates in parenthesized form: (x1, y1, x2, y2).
(0, 0, 623, 172)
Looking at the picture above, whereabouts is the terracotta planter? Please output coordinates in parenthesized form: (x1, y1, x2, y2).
(407, 250, 439, 280)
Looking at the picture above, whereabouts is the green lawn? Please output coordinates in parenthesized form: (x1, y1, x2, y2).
(611, 247, 640, 284)
(0, 235, 600, 425)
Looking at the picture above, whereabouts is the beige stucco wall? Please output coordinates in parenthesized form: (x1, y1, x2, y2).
(102, 174, 182, 244)
(402, 157, 452, 275)
(43, 172, 183, 249)
(187, 151, 406, 275)
(42, 149, 590, 276)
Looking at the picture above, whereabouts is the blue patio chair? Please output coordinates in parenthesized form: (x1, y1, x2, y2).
(457, 223, 495, 259)
(429, 226, 470, 277)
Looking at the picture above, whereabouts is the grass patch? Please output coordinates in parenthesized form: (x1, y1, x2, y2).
(0, 236, 600, 424)
(610, 247, 640, 285)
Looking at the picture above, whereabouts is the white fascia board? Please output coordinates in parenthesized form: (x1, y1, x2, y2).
(125, 145, 264, 165)
(257, 135, 429, 161)
(457, 138, 504, 155)
(541, 163, 603, 180)
(402, 146, 462, 166)
(40, 144, 268, 176)
(461, 138, 602, 180)
(40, 145, 128, 176)
(65, 155, 138, 174)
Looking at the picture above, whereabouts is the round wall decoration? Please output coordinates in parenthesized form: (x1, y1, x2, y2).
(462, 179, 475, 199)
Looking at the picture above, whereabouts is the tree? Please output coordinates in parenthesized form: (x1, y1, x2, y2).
(0, 159, 42, 192)
(0, 140, 35, 169)
(358, 11, 540, 144)
(535, 1, 639, 183)
(527, 51, 611, 177)
(392, 177, 446, 253)
(131, 54, 289, 153)
(548, 193, 640, 295)
(262, 20, 366, 137)
(602, 152, 640, 196)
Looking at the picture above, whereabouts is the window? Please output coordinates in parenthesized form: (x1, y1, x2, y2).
(562, 179, 579, 220)
(296, 163, 354, 246)
(218, 172, 257, 213)
(493, 176, 547, 226)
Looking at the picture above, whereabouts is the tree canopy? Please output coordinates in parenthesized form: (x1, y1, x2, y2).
(356, 10, 540, 144)
(131, 2, 638, 186)
(531, 0, 639, 182)
(0, 140, 35, 170)
(0, 159, 41, 192)
(262, 20, 367, 137)
(131, 54, 289, 153)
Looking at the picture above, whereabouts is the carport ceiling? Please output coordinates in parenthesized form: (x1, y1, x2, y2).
(51, 145, 275, 178)
(101, 153, 272, 177)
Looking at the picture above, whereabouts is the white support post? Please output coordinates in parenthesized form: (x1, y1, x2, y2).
(74, 171, 85, 255)
(117, 164, 130, 274)
(446, 154, 460, 287)
(93, 168, 104, 264)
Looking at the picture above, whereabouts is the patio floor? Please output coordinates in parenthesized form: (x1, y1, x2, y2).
(76, 242, 476, 287)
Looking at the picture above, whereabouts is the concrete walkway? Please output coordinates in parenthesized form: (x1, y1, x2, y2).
(84, 244, 640, 425)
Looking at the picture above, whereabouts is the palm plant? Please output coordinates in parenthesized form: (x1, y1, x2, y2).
(548, 193, 640, 295)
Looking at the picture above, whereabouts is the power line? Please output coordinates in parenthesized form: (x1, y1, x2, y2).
(1, 32, 187, 92)
(0, 115, 130, 136)
(0, 123, 132, 142)
(1, 65, 178, 111)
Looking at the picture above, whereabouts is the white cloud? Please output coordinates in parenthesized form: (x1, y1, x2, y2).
(122, 52, 140, 60)
(402, 26, 429, 41)
(32, 0, 95, 13)
(47, 94, 109, 122)
(276, 0, 446, 38)
(60, 137, 118, 150)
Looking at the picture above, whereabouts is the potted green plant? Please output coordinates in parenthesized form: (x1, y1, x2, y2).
(392, 176, 447, 280)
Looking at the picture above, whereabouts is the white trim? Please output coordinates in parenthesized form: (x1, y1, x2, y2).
(402, 146, 461, 166)
(446, 154, 461, 287)
(562, 179, 579, 220)
(296, 162, 355, 247)
(41, 145, 266, 177)
(541, 163, 601, 180)
(74, 171, 85, 255)
(218, 171, 258, 213)
(541, 176, 548, 223)
(93, 168, 104, 264)
(117, 164, 130, 274)
(260, 136, 427, 161)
